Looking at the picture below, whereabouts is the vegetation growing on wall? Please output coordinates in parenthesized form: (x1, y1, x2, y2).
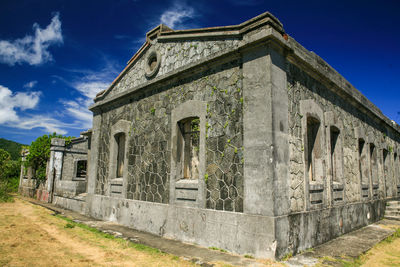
(25, 133, 73, 182)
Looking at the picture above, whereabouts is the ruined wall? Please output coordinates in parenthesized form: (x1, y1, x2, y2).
(51, 138, 88, 199)
(96, 58, 244, 212)
(287, 62, 400, 212)
(60, 140, 87, 181)
(19, 166, 37, 198)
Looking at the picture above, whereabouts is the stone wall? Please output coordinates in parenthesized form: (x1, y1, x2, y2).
(18, 149, 40, 199)
(287, 62, 400, 213)
(60, 140, 87, 182)
(54, 11, 400, 259)
(109, 39, 240, 97)
(96, 58, 244, 212)
(51, 137, 89, 199)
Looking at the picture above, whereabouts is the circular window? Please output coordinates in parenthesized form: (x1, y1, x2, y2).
(144, 49, 161, 79)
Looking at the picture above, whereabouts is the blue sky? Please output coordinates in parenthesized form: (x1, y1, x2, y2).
(0, 0, 399, 145)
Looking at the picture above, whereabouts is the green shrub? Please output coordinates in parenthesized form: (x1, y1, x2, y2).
(25, 133, 73, 182)
(0, 149, 20, 202)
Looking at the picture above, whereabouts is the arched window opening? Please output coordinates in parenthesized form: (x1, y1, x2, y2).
(369, 143, 378, 184)
(330, 126, 341, 183)
(177, 117, 200, 179)
(370, 143, 379, 198)
(395, 153, 398, 181)
(306, 116, 323, 183)
(76, 160, 87, 178)
(115, 133, 126, 178)
(359, 139, 368, 184)
(395, 153, 400, 196)
(383, 149, 389, 195)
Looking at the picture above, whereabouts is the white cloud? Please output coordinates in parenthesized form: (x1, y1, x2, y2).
(228, 0, 261, 6)
(160, 2, 195, 29)
(0, 58, 118, 135)
(23, 80, 38, 89)
(59, 61, 119, 129)
(0, 84, 69, 134)
(61, 98, 94, 129)
(0, 13, 63, 66)
(114, 34, 131, 40)
(15, 115, 68, 135)
(61, 81, 109, 129)
(0, 85, 41, 123)
(74, 80, 111, 100)
(65, 79, 113, 129)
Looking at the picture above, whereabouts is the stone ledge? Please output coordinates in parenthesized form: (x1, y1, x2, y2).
(285, 218, 400, 265)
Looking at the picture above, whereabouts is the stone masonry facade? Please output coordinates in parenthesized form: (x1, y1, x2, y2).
(95, 59, 244, 211)
(20, 12, 400, 259)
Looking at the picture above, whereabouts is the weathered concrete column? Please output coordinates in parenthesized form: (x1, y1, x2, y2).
(87, 113, 101, 196)
(391, 148, 400, 198)
(47, 138, 65, 202)
(242, 44, 289, 217)
(85, 113, 101, 215)
(81, 129, 92, 194)
(18, 149, 28, 192)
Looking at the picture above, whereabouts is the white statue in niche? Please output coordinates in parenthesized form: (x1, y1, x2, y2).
(190, 145, 199, 179)
(179, 117, 200, 180)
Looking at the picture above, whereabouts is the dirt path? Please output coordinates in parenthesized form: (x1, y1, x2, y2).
(0, 198, 198, 267)
(4, 198, 398, 267)
(0, 198, 285, 267)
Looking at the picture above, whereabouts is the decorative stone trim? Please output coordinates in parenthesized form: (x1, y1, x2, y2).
(367, 131, 380, 199)
(355, 126, 369, 200)
(300, 99, 326, 210)
(170, 100, 207, 208)
(72, 159, 87, 181)
(381, 143, 392, 198)
(324, 111, 345, 205)
(395, 147, 400, 196)
(108, 120, 131, 198)
(144, 49, 161, 79)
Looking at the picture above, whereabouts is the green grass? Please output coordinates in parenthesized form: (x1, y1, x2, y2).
(171, 255, 180, 261)
(319, 256, 363, 267)
(64, 223, 75, 228)
(303, 247, 314, 253)
(54, 214, 164, 255)
(281, 252, 293, 261)
(318, 228, 400, 267)
(382, 228, 400, 243)
(0, 180, 17, 203)
(209, 246, 227, 253)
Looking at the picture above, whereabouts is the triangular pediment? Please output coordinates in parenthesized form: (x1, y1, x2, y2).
(93, 11, 284, 104)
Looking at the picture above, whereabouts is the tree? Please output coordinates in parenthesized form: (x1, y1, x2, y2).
(0, 149, 11, 179)
(0, 138, 25, 160)
(25, 133, 73, 181)
(0, 148, 20, 201)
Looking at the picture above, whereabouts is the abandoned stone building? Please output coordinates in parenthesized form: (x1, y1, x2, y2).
(19, 135, 90, 203)
(20, 11, 400, 259)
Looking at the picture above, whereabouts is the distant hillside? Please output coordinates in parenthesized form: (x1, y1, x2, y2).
(0, 138, 26, 161)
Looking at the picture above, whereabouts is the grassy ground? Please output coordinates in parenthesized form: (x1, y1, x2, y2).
(317, 226, 400, 267)
(0, 198, 198, 267)
(0, 198, 285, 267)
(0, 177, 19, 202)
(2, 197, 398, 267)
